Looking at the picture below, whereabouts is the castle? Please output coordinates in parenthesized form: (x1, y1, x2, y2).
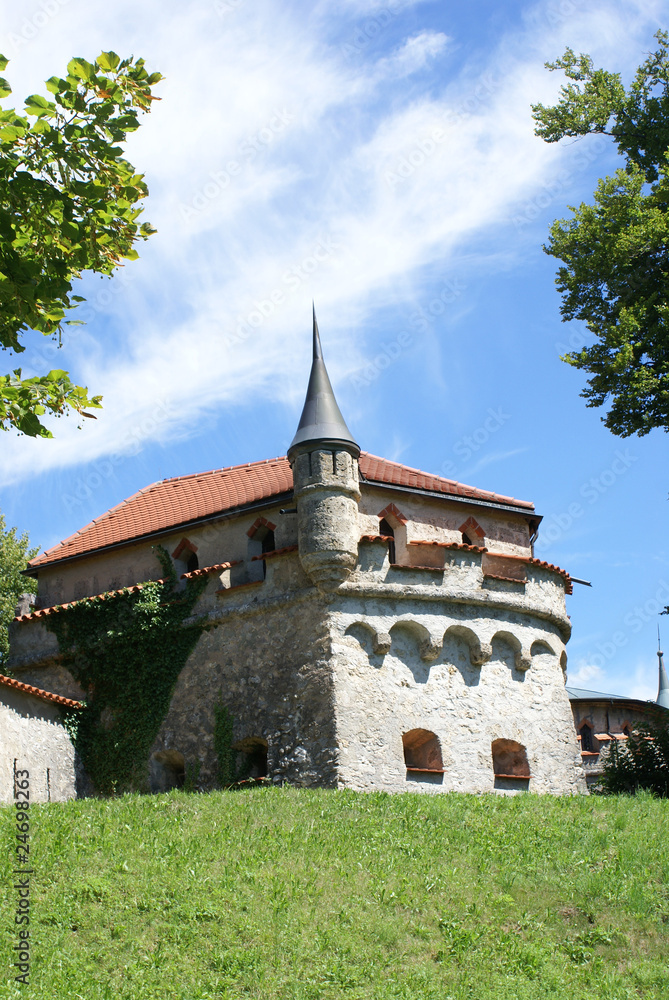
(3, 314, 594, 799)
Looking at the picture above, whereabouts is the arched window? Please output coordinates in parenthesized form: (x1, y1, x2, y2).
(172, 538, 199, 581)
(247, 518, 277, 580)
(622, 724, 632, 738)
(402, 729, 443, 772)
(379, 518, 396, 564)
(579, 723, 594, 752)
(491, 739, 530, 778)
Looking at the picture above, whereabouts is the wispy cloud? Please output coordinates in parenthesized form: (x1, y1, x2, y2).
(0, 0, 661, 486)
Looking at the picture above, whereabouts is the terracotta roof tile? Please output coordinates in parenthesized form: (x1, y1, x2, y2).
(0, 673, 84, 709)
(28, 453, 535, 572)
(14, 581, 168, 622)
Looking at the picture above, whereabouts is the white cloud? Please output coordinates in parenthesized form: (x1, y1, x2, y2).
(566, 660, 604, 688)
(0, 0, 662, 485)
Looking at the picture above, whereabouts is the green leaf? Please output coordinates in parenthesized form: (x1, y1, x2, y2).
(0, 78, 12, 99)
(0, 55, 9, 72)
(96, 51, 120, 72)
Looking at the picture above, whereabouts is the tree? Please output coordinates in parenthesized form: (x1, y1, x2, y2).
(0, 514, 37, 668)
(600, 719, 669, 796)
(532, 31, 669, 437)
(0, 51, 162, 437)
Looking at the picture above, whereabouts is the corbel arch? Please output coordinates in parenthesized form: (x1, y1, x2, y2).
(390, 619, 441, 662)
(530, 639, 556, 657)
(491, 629, 532, 673)
(443, 624, 491, 667)
(345, 621, 391, 656)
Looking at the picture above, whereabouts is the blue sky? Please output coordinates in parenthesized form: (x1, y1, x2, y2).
(0, 0, 667, 700)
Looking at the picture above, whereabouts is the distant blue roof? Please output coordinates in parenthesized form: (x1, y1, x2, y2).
(566, 685, 665, 710)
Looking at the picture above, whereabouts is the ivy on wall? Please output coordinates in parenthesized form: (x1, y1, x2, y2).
(46, 546, 208, 795)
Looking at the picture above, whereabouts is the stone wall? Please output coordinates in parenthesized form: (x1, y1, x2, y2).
(329, 591, 585, 796)
(151, 563, 338, 790)
(0, 687, 77, 803)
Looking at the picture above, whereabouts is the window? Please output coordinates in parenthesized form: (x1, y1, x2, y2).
(461, 532, 474, 546)
(232, 737, 268, 779)
(579, 724, 594, 752)
(491, 738, 530, 778)
(402, 729, 443, 772)
(379, 518, 396, 564)
(247, 519, 277, 580)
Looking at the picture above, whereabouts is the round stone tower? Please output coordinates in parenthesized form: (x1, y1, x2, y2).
(287, 308, 361, 593)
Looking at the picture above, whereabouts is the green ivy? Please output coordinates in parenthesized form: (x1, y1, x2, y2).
(46, 546, 207, 795)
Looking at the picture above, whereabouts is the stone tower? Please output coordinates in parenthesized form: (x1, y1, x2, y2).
(287, 308, 361, 593)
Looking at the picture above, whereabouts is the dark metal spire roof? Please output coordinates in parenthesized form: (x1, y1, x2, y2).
(287, 306, 360, 460)
(657, 632, 669, 709)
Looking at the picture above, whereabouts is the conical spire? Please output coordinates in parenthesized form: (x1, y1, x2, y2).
(287, 306, 360, 460)
(657, 631, 669, 710)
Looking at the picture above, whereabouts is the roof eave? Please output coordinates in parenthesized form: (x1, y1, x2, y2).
(23, 489, 295, 576)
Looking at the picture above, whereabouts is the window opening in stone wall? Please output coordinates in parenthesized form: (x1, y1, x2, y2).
(186, 551, 199, 573)
(579, 724, 594, 752)
(232, 737, 268, 778)
(462, 532, 474, 546)
(379, 518, 396, 564)
(402, 729, 444, 773)
(622, 724, 632, 738)
(149, 750, 185, 793)
(248, 522, 276, 580)
(491, 739, 530, 778)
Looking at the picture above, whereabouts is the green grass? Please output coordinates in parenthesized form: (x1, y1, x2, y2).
(2, 789, 669, 999)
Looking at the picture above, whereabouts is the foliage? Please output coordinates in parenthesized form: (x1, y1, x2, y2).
(0, 512, 37, 667)
(532, 31, 669, 437)
(213, 702, 258, 788)
(45, 546, 207, 795)
(1, 790, 668, 998)
(0, 51, 162, 437)
(601, 718, 669, 796)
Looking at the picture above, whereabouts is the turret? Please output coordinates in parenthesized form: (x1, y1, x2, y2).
(657, 643, 669, 710)
(288, 308, 361, 593)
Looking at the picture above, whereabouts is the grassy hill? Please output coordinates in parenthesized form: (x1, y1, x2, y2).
(1, 788, 669, 999)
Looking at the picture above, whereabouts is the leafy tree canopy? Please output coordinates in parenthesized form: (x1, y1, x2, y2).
(532, 31, 669, 437)
(0, 513, 37, 668)
(0, 51, 162, 438)
(601, 718, 669, 796)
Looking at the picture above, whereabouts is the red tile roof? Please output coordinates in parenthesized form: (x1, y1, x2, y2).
(13, 581, 168, 622)
(27, 453, 535, 572)
(0, 673, 84, 709)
